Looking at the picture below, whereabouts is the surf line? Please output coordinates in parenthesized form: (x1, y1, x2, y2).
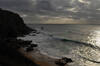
(79, 55, 100, 63)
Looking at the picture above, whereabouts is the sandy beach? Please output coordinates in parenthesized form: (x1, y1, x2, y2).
(19, 48, 68, 66)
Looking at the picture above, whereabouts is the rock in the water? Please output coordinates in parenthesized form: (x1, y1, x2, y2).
(30, 44, 38, 47)
(55, 57, 73, 66)
(26, 47, 34, 52)
(26, 44, 38, 52)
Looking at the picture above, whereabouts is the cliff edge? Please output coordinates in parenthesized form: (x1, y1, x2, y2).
(0, 8, 35, 38)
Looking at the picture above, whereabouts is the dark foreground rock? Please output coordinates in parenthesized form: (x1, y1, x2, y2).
(0, 8, 39, 66)
(0, 38, 39, 66)
(55, 57, 73, 66)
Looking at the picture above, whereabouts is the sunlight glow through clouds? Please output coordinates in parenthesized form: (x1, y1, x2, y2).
(42, 17, 87, 24)
(78, 0, 91, 5)
(78, 0, 86, 3)
(0, 0, 100, 24)
(96, 8, 100, 11)
(21, 14, 28, 18)
(67, 8, 79, 13)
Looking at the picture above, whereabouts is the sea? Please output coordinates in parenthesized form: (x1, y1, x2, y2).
(27, 24, 100, 66)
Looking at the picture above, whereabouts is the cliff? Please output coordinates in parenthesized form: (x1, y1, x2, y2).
(0, 8, 38, 66)
(0, 8, 35, 38)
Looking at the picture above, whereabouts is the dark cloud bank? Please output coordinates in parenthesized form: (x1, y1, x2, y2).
(0, 0, 100, 24)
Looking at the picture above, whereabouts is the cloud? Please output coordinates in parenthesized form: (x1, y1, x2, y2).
(0, 0, 35, 13)
(58, 0, 100, 23)
(0, 0, 100, 24)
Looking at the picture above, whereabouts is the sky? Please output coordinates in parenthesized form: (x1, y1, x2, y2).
(0, 0, 100, 24)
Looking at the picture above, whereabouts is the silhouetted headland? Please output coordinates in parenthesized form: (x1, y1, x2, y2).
(0, 8, 38, 66)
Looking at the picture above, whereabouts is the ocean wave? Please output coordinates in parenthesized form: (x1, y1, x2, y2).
(36, 30, 100, 51)
(55, 37, 100, 64)
(79, 55, 100, 63)
(52, 37, 100, 50)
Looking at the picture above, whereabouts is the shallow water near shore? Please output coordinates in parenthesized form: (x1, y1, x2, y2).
(27, 24, 100, 66)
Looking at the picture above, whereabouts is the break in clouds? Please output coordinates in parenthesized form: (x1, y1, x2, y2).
(0, 0, 100, 24)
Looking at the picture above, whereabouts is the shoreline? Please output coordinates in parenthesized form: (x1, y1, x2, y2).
(19, 48, 70, 66)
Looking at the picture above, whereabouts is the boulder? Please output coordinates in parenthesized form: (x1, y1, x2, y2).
(55, 57, 73, 66)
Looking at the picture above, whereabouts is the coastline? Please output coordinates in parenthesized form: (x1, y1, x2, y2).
(19, 48, 68, 66)
(17, 30, 73, 66)
(0, 8, 73, 66)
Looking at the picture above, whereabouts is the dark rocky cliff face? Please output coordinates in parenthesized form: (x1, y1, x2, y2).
(0, 9, 39, 66)
(0, 9, 34, 38)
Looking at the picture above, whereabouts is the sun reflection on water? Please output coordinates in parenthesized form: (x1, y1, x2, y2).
(70, 29, 100, 66)
(87, 30, 100, 47)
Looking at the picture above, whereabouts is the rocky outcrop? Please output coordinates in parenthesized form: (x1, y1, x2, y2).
(55, 57, 73, 66)
(0, 39, 39, 66)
